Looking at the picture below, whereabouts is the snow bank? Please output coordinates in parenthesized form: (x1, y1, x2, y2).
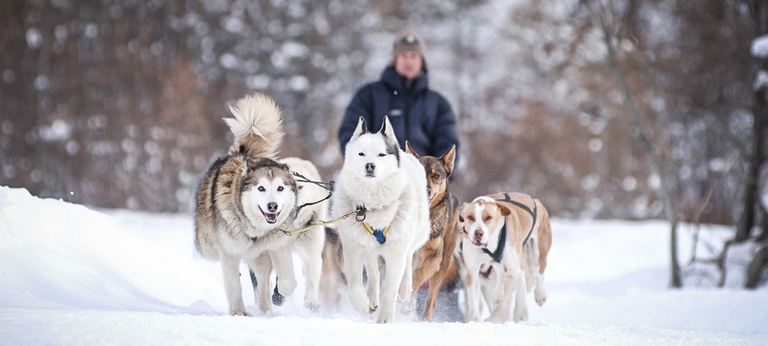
(0, 186, 224, 311)
(1, 186, 767, 345)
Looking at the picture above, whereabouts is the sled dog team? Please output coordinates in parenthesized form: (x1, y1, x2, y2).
(194, 94, 553, 323)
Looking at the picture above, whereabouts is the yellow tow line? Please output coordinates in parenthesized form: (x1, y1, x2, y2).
(279, 207, 392, 244)
(278, 209, 359, 236)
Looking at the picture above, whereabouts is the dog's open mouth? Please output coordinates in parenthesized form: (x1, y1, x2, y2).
(472, 240, 487, 248)
(259, 207, 279, 224)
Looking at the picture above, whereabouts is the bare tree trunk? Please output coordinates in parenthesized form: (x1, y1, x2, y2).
(746, 246, 768, 288)
(734, 0, 768, 288)
(595, 1, 682, 287)
(738, 64, 765, 242)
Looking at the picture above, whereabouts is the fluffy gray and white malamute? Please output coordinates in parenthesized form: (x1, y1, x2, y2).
(331, 116, 431, 323)
(194, 94, 325, 315)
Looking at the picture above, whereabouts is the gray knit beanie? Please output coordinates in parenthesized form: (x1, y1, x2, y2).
(392, 31, 427, 68)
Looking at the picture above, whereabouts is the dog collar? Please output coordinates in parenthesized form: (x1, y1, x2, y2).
(481, 220, 507, 263)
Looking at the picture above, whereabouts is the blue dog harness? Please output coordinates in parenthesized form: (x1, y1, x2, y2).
(362, 221, 391, 244)
(355, 206, 392, 244)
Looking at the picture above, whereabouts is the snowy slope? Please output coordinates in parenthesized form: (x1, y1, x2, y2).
(1, 186, 766, 345)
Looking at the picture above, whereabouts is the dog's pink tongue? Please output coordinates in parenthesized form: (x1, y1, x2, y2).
(266, 213, 278, 223)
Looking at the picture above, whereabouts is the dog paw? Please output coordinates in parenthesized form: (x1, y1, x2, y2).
(485, 315, 505, 324)
(305, 302, 320, 312)
(230, 309, 252, 317)
(258, 301, 273, 315)
(377, 312, 394, 323)
(350, 293, 371, 315)
(512, 309, 528, 323)
(400, 299, 415, 315)
(277, 277, 297, 297)
(465, 312, 481, 323)
(272, 288, 285, 306)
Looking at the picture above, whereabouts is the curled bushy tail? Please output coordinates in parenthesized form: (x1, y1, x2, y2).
(224, 93, 285, 158)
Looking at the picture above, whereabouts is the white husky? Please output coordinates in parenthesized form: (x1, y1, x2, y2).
(331, 116, 431, 323)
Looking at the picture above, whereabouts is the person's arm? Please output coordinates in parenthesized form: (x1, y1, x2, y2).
(338, 86, 373, 156)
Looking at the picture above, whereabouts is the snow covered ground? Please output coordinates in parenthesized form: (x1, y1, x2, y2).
(1, 186, 766, 345)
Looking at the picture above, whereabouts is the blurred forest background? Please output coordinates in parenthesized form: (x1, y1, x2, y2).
(1, 0, 766, 235)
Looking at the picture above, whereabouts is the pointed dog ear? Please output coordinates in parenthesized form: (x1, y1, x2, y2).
(379, 115, 399, 150)
(405, 141, 419, 158)
(245, 157, 261, 171)
(349, 116, 368, 143)
(441, 145, 456, 176)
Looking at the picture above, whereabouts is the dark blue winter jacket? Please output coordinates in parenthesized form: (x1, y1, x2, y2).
(338, 66, 459, 162)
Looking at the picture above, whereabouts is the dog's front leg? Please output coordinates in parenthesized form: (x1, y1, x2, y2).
(364, 253, 381, 313)
(463, 268, 482, 322)
(344, 245, 376, 315)
(410, 244, 442, 318)
(302, 236, 324, 311)
(511, 267, 529, 322)
(487, 269, 514, 323)
(399, 251, 416, 314)
(378, 252, 407, 323)
(482, 265, 505, 311)
(247, 254, 273, 314)
(269, 247, 297, 297)
(221, 254, 250, 316)
(488, 265, 527, 323)
(422, 271, 443, 321)
(411, 247, 441, 296)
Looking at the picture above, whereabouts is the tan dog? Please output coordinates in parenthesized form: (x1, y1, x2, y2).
(405, 143, 460, 321)
(457, 192, 552, 323)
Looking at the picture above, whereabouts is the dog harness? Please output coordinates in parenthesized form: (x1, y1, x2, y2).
(481, 220, 507, 263)
(354, 206, 392, 244)
(362, 220, 391, 244)
(497, 193, 538, 248)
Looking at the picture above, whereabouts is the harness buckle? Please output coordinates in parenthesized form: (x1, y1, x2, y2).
(355, 208, 367, 222)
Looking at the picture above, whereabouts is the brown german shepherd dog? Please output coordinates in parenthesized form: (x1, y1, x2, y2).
(405, 143, 460, 321)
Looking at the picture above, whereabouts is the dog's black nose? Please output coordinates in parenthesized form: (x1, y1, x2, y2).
(267, 202, 278, 213)
(474, 229, 483, 240)
(365, 162, 375, 173)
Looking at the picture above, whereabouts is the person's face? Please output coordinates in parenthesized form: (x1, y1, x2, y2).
(394, 51, 423, 82)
